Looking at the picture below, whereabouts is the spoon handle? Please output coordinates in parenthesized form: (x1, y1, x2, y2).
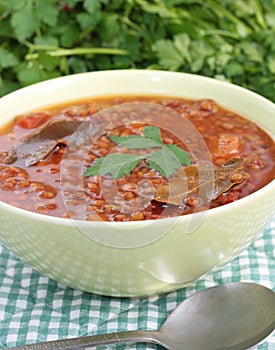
(7, 330, 164, 350)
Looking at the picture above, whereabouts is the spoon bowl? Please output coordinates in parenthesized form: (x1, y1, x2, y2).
(155, 282, 275, 350)
(7, 282, 275, 350)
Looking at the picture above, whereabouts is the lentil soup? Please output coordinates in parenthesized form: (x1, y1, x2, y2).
(0, 96, 274, 221)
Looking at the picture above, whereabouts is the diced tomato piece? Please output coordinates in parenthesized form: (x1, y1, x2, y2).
(17, 113, 50, 129)
(208, 135, 242, 160)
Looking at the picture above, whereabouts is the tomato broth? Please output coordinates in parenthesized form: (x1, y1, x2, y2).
(0, 96, 274, 221)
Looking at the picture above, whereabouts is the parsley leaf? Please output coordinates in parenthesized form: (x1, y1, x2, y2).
(154, 39, 184, 70)
(166, 144, 191, 166)
(109, 135, 162, 149)
(147, 146, 182, 178)
(143, 126, 162, 142)
(109, 126, 163, 149)
(85, 126, 191, 179)
(11, 2, 39, 41)
(1, 0, 274, 103)
(35, 0, 58, 27)
(0, 48, 19, 68)
(84, 153, 144, 179)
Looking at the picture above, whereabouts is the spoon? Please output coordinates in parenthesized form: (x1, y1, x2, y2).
(7, 282, 275, 350)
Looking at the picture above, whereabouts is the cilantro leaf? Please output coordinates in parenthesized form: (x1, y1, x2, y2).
(84, 153, 144, 179)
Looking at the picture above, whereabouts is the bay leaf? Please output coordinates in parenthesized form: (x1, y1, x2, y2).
(5, 118, 83, 166)
(154, 158, 247, 206)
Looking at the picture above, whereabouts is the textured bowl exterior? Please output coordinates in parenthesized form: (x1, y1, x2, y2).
(0, 70, 274, 296)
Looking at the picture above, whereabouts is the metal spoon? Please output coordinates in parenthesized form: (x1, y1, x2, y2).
(7, 282, 275, 350)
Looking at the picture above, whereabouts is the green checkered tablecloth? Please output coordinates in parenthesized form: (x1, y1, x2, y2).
(0, 217, 274, 350)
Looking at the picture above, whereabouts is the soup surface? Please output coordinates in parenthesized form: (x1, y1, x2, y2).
(0, 96, 274, 221)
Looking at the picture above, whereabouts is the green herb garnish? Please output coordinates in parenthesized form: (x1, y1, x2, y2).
(84, 126, 191, 179)
(0, 2, 274, 103)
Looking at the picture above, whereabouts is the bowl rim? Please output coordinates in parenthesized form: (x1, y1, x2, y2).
(0, 69, 274, 227)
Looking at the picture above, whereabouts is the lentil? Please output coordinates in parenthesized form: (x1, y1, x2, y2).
(0, 95, 274, 220)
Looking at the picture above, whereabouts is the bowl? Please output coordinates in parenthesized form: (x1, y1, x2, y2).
(0, 70, 274, 297)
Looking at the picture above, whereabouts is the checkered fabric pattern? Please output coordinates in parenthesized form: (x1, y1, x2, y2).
(0, 216, 274, 350)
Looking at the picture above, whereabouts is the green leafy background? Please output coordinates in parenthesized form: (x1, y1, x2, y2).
(0, 0, 275, 102)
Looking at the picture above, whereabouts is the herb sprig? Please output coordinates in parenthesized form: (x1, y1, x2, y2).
(84, 126, 191, 179)
(0, 1, 274, 103)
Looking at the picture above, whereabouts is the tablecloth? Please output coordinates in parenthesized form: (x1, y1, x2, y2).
(0, 216, 274, 350)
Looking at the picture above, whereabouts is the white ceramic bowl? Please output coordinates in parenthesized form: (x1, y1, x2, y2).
(0, 70, 274, 296)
